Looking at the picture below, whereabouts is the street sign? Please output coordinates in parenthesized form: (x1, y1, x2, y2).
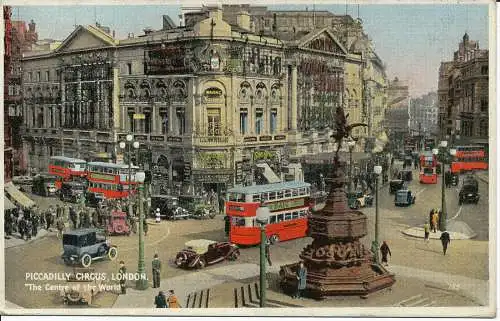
(133, 113, 146, 120)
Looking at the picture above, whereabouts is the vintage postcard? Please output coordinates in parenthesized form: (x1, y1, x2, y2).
(1, 0, 496, 317)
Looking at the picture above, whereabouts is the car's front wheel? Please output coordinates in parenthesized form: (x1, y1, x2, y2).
(197, 258, 207, 269)
(270, 234, 280, 244)
(81, 253, 92, 268)
(108, 247, 118, 261)
(228, 249, 240, 261)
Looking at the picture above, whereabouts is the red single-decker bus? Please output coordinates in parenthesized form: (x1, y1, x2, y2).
(225, 181, 311, 246)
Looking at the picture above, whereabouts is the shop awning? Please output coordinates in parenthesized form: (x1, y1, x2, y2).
(3, 194, 16, 210)
(5, 182, 35, 208)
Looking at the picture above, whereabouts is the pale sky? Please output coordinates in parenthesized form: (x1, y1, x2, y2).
(11, 3, 490, 98)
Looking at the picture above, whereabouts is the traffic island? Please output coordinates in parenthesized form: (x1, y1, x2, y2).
(403, 221, 477, 240)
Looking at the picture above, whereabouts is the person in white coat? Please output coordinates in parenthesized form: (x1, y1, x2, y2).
(155, 208, 161, 223)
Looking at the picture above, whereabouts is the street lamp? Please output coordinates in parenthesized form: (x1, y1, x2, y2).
(256, 202, 270, 308)
(347, 139, 356, 193)
(435, 140, 456, 231)
(135, 170, 148, 290)
(372, 165, 383, 264)
(119, 135, 139, 219)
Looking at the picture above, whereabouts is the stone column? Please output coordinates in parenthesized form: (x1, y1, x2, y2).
(60, 72, 66, 127)
(291, 64, 298, 131)
(112, 62, 121, 131)
(95, 80, 101, 129)
(151, 104, 157, 133)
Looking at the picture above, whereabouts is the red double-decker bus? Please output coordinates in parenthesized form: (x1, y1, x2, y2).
(48, 156, 87, 189)
(225, 181, 311, 246)
(87, 162, 139, 199)
(419, 151, 438, 184)
(451, 145, 488, 174)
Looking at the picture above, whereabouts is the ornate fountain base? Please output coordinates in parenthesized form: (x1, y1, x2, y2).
(279, 260, 395, 298)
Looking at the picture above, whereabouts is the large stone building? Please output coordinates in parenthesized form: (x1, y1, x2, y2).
(409, 91, 438, 137)
(21, 6, 388, 193)
(384, 77, 410, 133)
(4, 6, 14, 182)
(438, 33, 488, 145)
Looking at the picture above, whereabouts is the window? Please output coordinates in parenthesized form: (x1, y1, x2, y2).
(291, 211, 299, 219)
(252, 193, 261, 202)
(277, 214, 284, 222)
(129, 113, 135, 132)
(127, 63, 132, 75)
(255, 110, 263, 135)
(481, 66, 488, 75)
(269, 215, 277, 224)
(232, 217, 246, 227)
(207, 109, 221, 136)
(177, 112, 185, 135)
(240, 109, 248, 134)
(269, 192, 276, 200)
(270, 109, 277, 134)
(284, 189, 292, 198)
(285, 213, 292, 221)
(36, 71, 41, 82)
(46, 71, 50, 81)
(480, 98, 488, 112)
(28, 72, 32, 82)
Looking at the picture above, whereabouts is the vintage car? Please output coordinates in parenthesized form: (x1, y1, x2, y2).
(61, 228, 118, 268)
(106, 210, 130, 236)
(175, 239, 240, 269)
(178, 195, 217, 219)
(394, 189, 416, 207)
(150, 195, 190, 220)
(346, 191, 374, 209)
(60, 268, 102, 305)
(59, 181, 87, 203)
(398, 169, 413, 182)
(12, 175, 33, 186)
(389, 179, 405, 194)
(32, 173, 58, 196)
(404, 156, 413, 168)
(459, 182, 480, 205)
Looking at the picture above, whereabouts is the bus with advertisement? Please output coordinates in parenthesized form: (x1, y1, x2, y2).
(86, 162, 139, 199)
(48, 156, 87, 189)
(225, 181, 311, 246)
(450, 145, 488, 174)
(419, 151, 438, 184)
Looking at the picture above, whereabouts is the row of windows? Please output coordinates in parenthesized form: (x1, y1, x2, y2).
(232, 208, 309, 227)
(49, 160, 86, 170)
(227, 187, 310, 203)
(26, 70, 58, 83)
(239, 110, 278, 135)
(89, 182, 124, 191)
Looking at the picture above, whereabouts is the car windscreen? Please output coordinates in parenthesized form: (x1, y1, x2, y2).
(423, 168, 433, 175)
(461, 185, 478, 193)
(396, 192, 408, 202)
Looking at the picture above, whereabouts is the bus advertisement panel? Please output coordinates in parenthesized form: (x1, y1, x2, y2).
(225, 181, 311, 246)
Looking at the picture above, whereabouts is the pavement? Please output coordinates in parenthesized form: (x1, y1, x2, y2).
(475, 171, 488, 184)
(403, 220, 477, 240)
(4, 228, 52, 249)
(112, 260, 488, 309)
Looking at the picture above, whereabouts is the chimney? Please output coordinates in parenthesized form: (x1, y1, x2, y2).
(236, 11, 251, 31)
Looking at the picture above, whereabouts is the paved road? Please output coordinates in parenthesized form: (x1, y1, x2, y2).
(4, 175, 490, 309)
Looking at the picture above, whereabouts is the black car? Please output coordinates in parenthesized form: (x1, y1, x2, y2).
(459, 183, 479, 205)
(61, 228, 118, 267)
(398, 170, 413, 182)
(86, 192, 104, 208)
(389, 179, 405, 194)
(60, 181, 87, 203)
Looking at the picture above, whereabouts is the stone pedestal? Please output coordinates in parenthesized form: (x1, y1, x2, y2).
(280, 157, 395, 298)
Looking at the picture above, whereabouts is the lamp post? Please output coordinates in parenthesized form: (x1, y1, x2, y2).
(347, 140, 356, 193)
(372, 165, 383, 264)
(256, 202, 270, 308)
(135, 171, 148, 290)
(433, 142, 456, 231)
(119, 135, 139, 219)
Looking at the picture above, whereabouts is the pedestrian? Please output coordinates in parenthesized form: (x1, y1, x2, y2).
(167, 290, 181, 308)
(118, 261, 127, 294)
(265, 240, 272, 266)
(91, 209, 99, 228)
(155, 208, 161, 224)
(56, 204, 63, 219)
(56, 216, 65, 239)
(18, 216, 26, 240)
(152, 253, 161, 288)
(30, 213, 38, 237)
(143, 219, 148, 236)
(440, 231, 451, 255)
(25, 219, 33, 241)
(154, 291, 167, 308)
(224, 215, 230, 237)
(423, 222, 430, 242)
(69, 206, 78, 229)
(380, 241, 391, 266)
(294, 261, 307, 299)
(44, 209, 52, 231)
(431, 210, 439, 233)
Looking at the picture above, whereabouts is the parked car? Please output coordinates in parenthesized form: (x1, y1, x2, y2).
(32, 173, 58, 197)
(175, 239, 240, 269)
(61, 228, 118, 268)
(459, 183, 480, 205)
(346, 191, 374, 209)
(394, 189, 416, 207)
(60, 268, 102, 305)
(59, 181, 87, 203)
(389, 179, 405, 194)
(178, 195, 217, 219)
(404, 156, 413, 168)
(12, 175, 33, 186)
(106, 210, 131, 236)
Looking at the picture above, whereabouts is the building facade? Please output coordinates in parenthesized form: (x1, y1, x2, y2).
(4, 6, 14, 182)
(385, 77, 409, 133)
(438, 33, 488, 144)
(409, 92, 438, 137)
(22, 7, 357, 194)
